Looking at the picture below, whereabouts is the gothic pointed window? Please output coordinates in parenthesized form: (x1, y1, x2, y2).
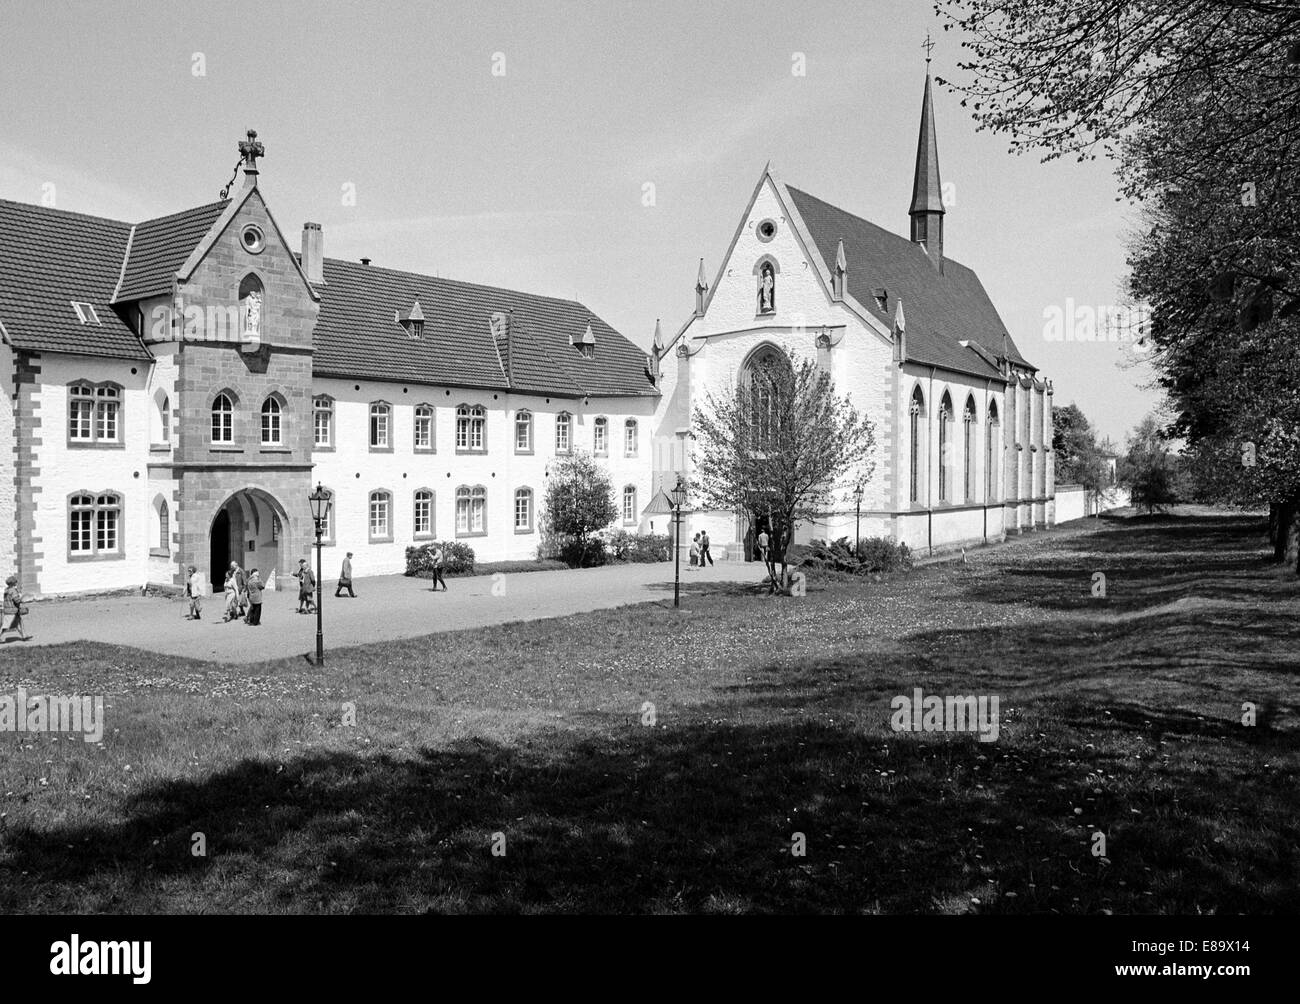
(987, 401, 1001, 502)
(938, 392, 954, 503)
(212, 392, 235, 443)
(742, 346, 791, 453)
(963, 397, 977, 503)
(909, 386, 925, 504)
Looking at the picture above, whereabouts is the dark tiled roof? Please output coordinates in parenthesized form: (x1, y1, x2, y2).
(312, 259, 657, 398)
(0, 200, 148, 359)
(787, 186, 1034, 378)
(114, 200, 229, 301)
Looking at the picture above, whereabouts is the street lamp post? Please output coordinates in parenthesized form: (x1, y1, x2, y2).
(853, 482, 864, 552)
(670, 475, 687, 609)
(307, 483, 333, 666)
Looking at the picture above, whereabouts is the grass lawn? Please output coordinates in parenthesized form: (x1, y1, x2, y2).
(0, 512, 1296, 914)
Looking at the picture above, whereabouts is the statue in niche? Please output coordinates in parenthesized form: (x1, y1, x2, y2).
(244, 288, 262, 337)
(758, 262, 776, 314)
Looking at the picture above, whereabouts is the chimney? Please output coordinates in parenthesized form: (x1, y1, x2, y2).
(301, 223, 323, 284)
(360, 257, 371, 266)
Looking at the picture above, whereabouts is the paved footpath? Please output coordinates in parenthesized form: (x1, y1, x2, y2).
(2, 561, 762, 664)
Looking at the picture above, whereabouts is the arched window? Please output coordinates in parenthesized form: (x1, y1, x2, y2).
(987, 401, 1001, 502)
(456, 404, 486, 452)
(456, 485, 487, 536)
(153, 391, 170, 445)
(414, 405, 434, 452)
(69, 383, 94, 441)
(624, 419, 638, 457)
(555, 412, 572, 454)
(593, 417, 609, 455)
(963, 396, 977, 503)
(260, 395, 283, 445)
(938, 392, 953, 503)
(909, 386, 925, 504)
(742, 346, 791, 452)
(95, 385, 121, 442)
(514, 487, 533, 533)
(622, 485, 637, 524)
(368, 489, 392, 542)
(369, 402, 391, 450)
(157, 499, 169, 551)
(68, 491, 121, 558)
(313, 395, 334, 448)
(212, 392, 235, 443)
(515, 410, 533, 453)
(413, 489, 435, 538)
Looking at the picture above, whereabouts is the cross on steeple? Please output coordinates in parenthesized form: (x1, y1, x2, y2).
(922, 31, 935, 65)
(239, 129, 264, 172)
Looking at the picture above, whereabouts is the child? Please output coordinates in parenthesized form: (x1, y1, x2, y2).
(689, 533, 700, 568)
(186, 565, 204, 620)
(2, 574, 29, 642)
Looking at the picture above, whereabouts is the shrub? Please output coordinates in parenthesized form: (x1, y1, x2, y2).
(405, 540, 476, 578)
(605, 530, 670, 563)
(474, 558, 569, 576)
(801, 536, 912, 575)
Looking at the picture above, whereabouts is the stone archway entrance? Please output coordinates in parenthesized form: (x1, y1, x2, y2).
(209, 488, 291, 593)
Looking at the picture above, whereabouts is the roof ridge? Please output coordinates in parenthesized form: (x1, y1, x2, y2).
(322, 257, 597, 312)
(0, 198, 131, 227)
(134, 199, 230, 227)
(784, 185, 977, 273)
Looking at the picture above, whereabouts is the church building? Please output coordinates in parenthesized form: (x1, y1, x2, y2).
(649, 68, 1055, 556)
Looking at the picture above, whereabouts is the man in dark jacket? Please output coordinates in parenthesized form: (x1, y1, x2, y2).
(336, 552, 356, 597)
(244, 569, 264, 626)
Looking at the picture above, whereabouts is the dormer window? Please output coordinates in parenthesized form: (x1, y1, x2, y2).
(397, 300, 425, 339)
(71, 301, 101, 326)
(573, 323, 596, 359)
(872, 288, 888, 313)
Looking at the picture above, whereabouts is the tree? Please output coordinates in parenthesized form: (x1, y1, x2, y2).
(1118, 415, 1179, 513)
(1052, 402, 1112, 510)
(691, 351, 876, 593)
(543, 451, 618, 567)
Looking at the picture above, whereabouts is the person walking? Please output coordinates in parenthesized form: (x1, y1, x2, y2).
(185, 565, 204, 620)
(245, 569, 264, 626)
(430, 543, 447, 592)
(293, 557, 316, 614)
(221, 567, 240, 622)
(700, 529, 714, 567)
(231, 562, 248, 617)
(336, 552, 356, 598)
(2, 574, 29, 642)
(756, 527, 770, 565)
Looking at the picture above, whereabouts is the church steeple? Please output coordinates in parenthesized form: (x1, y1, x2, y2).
(908, 50, 945, 273)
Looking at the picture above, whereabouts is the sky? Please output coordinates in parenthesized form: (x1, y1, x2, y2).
(0, 0, 1160, 444)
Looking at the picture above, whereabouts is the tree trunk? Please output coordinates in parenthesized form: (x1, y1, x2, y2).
(1268, 503, 1280, 550)
(1274, 501, 1297, 564)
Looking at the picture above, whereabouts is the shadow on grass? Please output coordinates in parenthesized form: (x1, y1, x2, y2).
(2, 511, 1296, 914)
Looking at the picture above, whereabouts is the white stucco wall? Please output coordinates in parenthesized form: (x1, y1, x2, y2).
(310, 377, 657, 576)
(30, 354, 152, 595)
(0, 341, 16, 579)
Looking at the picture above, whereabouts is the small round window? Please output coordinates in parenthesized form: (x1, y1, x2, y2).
(240, 224, 266, 254)
(756, 219, 778, 242)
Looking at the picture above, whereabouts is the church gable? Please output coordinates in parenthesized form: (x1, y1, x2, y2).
(694, 172, 851, 342)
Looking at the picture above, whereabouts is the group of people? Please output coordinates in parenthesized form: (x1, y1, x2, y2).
(185, 562, 266, 625)
(687, 530, 714, 568)
(2, 574, 29, 641)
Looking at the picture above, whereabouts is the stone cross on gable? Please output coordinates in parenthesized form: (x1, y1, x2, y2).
(239, 129, 264, 171)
